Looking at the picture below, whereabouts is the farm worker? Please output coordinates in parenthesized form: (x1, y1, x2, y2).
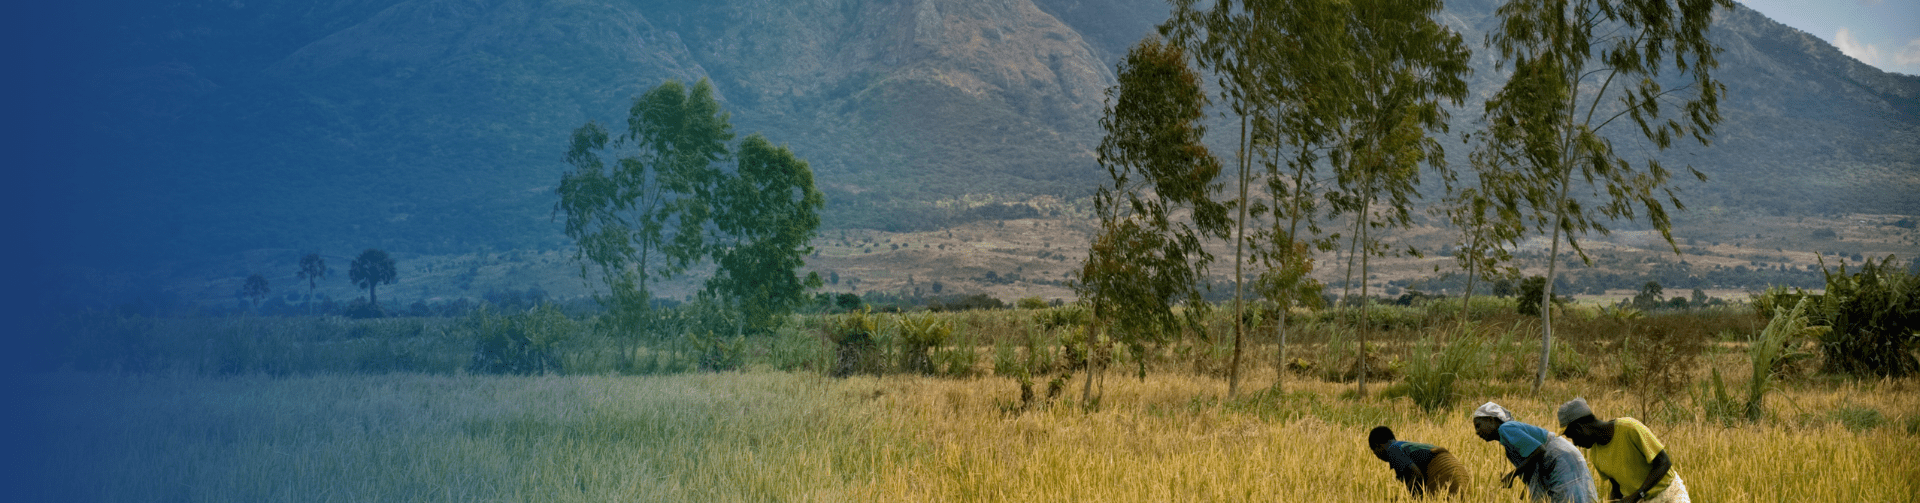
(1367, 425, 1468, 498)
(1471, 402, 1599, 503)
(1558, 398, 1690, 503)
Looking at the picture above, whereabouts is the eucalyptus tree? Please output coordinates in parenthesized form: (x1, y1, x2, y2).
(704, 134, 826, 335)
(555, 79, 733, 334)
(1437, 154, 1527, 326)
(1322, 0, 1471, 397)
(1162, 0, 1347, 395)
(1080, 36, 1229, 404)
(1474, 0, 1732, 390)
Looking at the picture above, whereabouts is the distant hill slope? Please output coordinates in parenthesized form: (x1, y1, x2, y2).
(63, 0, 1920, 267)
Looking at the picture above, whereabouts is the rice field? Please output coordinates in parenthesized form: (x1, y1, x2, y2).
(24, 366, 1918, 502)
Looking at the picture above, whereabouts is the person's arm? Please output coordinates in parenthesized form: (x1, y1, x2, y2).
(1622, 451, 1671, 503)
(1510, 444, 1548, 481)
(1379, 445, 1425, 497)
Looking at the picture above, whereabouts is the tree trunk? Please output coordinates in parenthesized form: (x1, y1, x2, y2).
(1230, 112, 1250, 397)
(1357, 196, 1371, 399)
(1460, 247, 1477, 329)
(1536, 152, 1578, 391)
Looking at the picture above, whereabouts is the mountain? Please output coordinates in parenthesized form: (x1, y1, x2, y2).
(45, 0, 1920, 289)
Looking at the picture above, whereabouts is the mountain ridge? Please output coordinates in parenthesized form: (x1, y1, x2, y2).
(52, 0, 1920, 281)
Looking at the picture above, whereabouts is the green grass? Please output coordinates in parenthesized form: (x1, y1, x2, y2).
(27, 372, 912, 502)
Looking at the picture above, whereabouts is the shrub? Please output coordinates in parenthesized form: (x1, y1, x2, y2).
(1812, 256, 1920, 377)
(1745, 297, 1819, 420)
(1614, 324, 1702, 419)
(1516, 276, 1569, 316)
(1401, 332, 1489, 413)
(1831, 406, 1886, 432)
(897, 313, 953, 375)
(465, 304, 572, 375)
(769, 326, 829, 372)
(692, 332, 746, 372)
(829, 310, 880, 377)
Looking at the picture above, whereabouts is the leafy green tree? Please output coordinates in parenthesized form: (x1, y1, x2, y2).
(242, 273, 271, 311)
(704, 134, 825, 335)
(1320, 0, 1470, 397)
(556, 79, 732, 335)
(297, 253, 328, 312)
(1475, 0, 1733, 390)
(1633, 280, 1665, 310)
(1436, 185, 1523, 325)
(1079, 36, 1229, 404)
(349, 248, 397, 308)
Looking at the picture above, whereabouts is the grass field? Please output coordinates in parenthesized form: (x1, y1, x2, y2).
(25, 364, 1918, 502)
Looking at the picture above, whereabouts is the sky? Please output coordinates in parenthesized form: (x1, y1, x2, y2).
(1738, 0, 1920, 76)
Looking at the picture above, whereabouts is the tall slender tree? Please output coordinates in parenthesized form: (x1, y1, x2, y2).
(1080, 36, 1229, 405)
(1162, 0, 1348, 395)
(297, 253, 327, 313)
(556, 79, 733, 334)
(1321, 0, 1471, 397)
(1475, 0, 1731, 390)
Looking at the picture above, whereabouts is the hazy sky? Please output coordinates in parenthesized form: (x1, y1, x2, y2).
(1738, 0, 1920, 75)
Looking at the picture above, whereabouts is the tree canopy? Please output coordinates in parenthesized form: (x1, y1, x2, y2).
(1473, 0, 1733, 390)
(349, 248, 397, 308)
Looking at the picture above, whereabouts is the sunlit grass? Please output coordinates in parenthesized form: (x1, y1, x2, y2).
(27, 368, 1917, 502)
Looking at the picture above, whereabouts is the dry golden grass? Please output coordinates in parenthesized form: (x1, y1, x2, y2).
(28, 366, 1915, 502)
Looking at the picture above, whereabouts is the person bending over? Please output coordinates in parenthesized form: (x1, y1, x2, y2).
(1368, 425, 1467, 498)
(1558, 398, 1690, 503)
(1471, 402, 1597, 503)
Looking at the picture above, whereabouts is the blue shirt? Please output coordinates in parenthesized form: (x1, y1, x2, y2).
(1498, 421, 1552, 466)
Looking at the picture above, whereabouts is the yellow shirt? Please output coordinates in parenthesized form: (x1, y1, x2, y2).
(1588, 417, 1676, 498)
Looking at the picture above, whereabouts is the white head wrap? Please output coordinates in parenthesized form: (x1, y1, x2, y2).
(1472, 401, 1515, 422)
(1557, 397, 1595, 427)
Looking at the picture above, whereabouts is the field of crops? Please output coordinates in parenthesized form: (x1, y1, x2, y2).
(26, 298, 1920, 502)
(25, 358, 1917, 502)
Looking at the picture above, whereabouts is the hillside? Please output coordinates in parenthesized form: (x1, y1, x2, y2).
(43, 0, 1920, 308)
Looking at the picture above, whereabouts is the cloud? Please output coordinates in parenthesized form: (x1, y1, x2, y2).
(1835, 27, 1882, 65)
(1897, 39, 1920, 66)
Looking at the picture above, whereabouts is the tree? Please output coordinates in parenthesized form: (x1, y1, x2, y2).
(556, 79, 732, 334)
(1475, 0, 1733, 391)
(1319, 0, 1470, 398)
(1163, 0, 1342, 397)
(242, 273, 271, 311)
(1633, 280, 1665, 310)
(1437, 185, 1523, 325)
(349, 248, 397, 308)
(705, 133, 826, 335)
(1080, 36, 1229, 404)
(297, 253, 327, 313)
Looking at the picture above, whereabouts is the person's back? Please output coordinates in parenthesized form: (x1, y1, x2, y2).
(1472, 402, 1598, 503)
(1560, 398, 1689, 503)
(1368, 426, 1467, 498)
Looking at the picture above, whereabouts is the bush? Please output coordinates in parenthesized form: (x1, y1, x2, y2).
(829, 310, 880, 377)
(692, 332, 746, 372)
(1401, 331, 1489, 413)
(1516, 276, 1569, 316)
(1812, 256, 1920, 377)
(465, 304, 572, 375)
(769, 326, 829, 372)
(896, 313, 953, 375)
